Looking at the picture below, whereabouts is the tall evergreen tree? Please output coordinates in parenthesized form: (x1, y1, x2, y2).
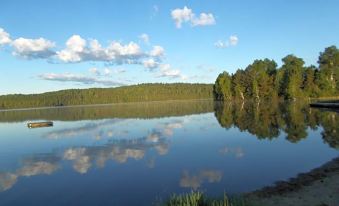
(303, 65, 318, 97)
(317, 46, 339, 95)
(213, 72, 232, 100)
(245, 59, 277, 99)
(280, 55, 305, 100)
(232, 70, 247, 100)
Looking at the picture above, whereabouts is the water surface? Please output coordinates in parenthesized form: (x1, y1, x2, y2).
(0, 100, 338, 206)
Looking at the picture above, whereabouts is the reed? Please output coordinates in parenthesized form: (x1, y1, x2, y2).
(164, 191, 248, 206)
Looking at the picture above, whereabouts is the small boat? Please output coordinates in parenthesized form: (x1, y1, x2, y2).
(27, 122, 53, 128)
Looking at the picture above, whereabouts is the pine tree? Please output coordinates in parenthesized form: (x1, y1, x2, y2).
(213, 72, 232, 100)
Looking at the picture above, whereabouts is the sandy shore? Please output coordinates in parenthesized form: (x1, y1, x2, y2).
(246, 156, 339, 206)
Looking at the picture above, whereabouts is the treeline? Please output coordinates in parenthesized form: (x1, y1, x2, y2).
(0, 83, 213, 109)
(0, 100, 213, 122)
(214, 46, 339, 100)
(214, 100, 339, 149)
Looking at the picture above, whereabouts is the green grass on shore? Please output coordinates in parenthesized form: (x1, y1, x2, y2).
(163, 191, 249, 206)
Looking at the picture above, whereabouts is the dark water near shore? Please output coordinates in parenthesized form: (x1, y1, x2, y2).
(0, 100, 338, 206)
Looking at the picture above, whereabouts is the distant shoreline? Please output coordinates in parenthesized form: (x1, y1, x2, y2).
(0, 98, 213, 112)
(0, 83, 214, 110)
(3, 96, 338, 112)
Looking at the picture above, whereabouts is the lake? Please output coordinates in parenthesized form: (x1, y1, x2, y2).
(0, 100, 338, 206)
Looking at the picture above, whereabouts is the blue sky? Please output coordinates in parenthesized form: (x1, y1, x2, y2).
(1, 0, 339, 95)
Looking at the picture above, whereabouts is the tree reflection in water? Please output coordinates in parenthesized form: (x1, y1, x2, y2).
(0, 100, 337, 195)
(214, 100, 339, 148)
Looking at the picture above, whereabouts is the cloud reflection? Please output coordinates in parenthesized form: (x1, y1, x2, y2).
(43, 119, 125, 139)
(219, 146, 245, 158)
(0, 118, 186, 191)
(63, 135, 169, 174)
(0, 155, 60, 192)
(180, 170, 222, 190)
(0, 173, 17, 192)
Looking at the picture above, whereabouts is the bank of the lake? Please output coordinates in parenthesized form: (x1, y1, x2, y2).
(0, 83, 213, 110)
(164, 155, 339, 206)
(246, 156, 339, 206)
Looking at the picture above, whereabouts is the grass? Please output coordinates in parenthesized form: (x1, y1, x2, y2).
(163, 191, 249, 206)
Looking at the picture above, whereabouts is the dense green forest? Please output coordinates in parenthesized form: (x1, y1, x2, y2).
(214, 46, 339, 100)
(0, 83, 213, 109)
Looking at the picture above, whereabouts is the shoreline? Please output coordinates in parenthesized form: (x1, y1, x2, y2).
(246, 156, 339, 206)
(0, 98, 213, 112)
(168, 155, 339, 205)
(2, 96, 338, 112)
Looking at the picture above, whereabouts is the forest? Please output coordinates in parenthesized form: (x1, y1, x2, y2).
(213, 46, 339, 100)
(0, 83, 213, 109)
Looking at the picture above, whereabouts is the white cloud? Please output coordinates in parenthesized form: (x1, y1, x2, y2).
(12, 37, 55, 59)
(139, 33, 149, 44)
(57, 35, 92, 62)
(214, 40, 228, 48)
(171, 6, 215, 28)
(171, 6, 194, 28)
(150, 45, 164, 57)
(158, 64, 180, 78)
(0, 27, 175, 74)
(66, 35, 86, 52)
(89, 67, 126, 76)
(89, 39, 102, 51)
(143, 58, 159, 70)
(39, 73, 125, 86)
(0, 28, 11, 45)
(215, 35, 239, 49)
(192, 13, 216, 26)
(57, 35, 159, 65)
(109, 41, 142, 57)
(89, 67, 101, 76)
(112, 68, 126, 74)
(157, 64, 186, 80)
(103, 68, 112, 76)
(229, 35, 238, 46)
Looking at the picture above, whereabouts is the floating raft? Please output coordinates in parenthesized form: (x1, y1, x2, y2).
(310, 102, 339, 108)
(27, 121, 53, 128)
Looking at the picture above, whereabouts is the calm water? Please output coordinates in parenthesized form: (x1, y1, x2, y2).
(0, 100, 338, 206)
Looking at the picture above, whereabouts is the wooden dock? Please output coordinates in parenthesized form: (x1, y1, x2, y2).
(310, 102, 339, 108)
(27, 122, 53, 128)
